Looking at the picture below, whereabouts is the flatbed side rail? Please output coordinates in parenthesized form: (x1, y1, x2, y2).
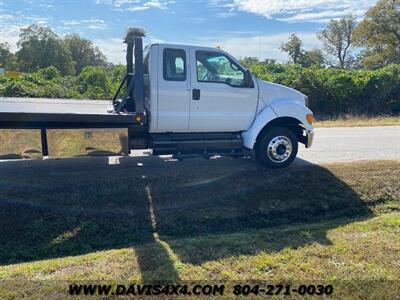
(0, 112, 147, 158)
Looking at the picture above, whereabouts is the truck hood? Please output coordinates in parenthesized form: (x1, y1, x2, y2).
(256, 78, 306, 112)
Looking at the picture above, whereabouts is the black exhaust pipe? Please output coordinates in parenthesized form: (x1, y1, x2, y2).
(114, 28, 146, 114)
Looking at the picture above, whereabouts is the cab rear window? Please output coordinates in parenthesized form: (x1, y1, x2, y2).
(163, 48, 186, 81)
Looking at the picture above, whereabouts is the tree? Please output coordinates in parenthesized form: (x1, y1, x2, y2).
(298, 49, 326, 67)
(318, 16, 357, 68)
(77, 66, 110, 99)
(280, 34, 303, 64)
(64, 34, 107, 74)
(354, 0, 400, 68)
(240, 57, 260, 68)
(0, 42, 18, 70)
(16, 25, 75, 75)
(36, 66, 61, 80)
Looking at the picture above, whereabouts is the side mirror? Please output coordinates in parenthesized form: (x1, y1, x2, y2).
(244, 70, 253, 88)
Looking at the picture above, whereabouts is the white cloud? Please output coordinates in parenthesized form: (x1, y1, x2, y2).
(0, 14, 15, 22)
(215, 11, 237, 18)
(0, 7, 64, 57)
(0, 7, 54, 50)
(93, 38, 126, 64)
(98, 0, 175, 12)
(211, 0, 376, 23)
(30, 16, 49, 25)
(0, 24, 21, 51)
(62, 19, 108, 30)
(185, 17, 207, 24)
(38, 3, 55, 9)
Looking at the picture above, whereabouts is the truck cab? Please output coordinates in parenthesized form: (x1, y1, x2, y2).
(142, 43, 314, 168)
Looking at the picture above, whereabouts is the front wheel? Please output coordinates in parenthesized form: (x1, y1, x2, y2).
(255, 126, 298, 168)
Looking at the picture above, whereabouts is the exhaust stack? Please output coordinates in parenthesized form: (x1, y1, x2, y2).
(114, 28, 146, 114)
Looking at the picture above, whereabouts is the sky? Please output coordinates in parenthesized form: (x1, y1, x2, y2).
(0, 0, 377, 64)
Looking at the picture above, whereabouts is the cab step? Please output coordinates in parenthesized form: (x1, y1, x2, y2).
(151, 132, 243, 155)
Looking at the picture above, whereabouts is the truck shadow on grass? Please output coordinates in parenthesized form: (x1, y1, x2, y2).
(0, 156, 374, 282)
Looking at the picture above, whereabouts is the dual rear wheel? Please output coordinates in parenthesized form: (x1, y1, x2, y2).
(255, 126, 298, 168)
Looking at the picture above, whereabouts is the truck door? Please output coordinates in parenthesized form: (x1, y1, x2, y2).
(157, 46, 190, 132)
(188, 49, 258, 132)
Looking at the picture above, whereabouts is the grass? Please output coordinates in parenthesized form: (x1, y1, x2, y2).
(315, 116, 400, 128)
(0, 158, 399, 299)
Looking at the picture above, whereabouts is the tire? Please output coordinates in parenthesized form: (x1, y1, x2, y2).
(255, 126, 298, 168)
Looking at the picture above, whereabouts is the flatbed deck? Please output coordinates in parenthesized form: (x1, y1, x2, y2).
(0, 97, 146, 156)
(0, 32, 148, 157)
(0, 98, 143, 129)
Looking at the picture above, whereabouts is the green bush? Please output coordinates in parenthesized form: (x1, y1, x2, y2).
(250, 63, 400, 116)
(0, 71, 79, 98)
(76, 66, 109, 99)
(36, 66, 61, 80)
(0, 75, 9, 95)
(0, 64, 399, 116)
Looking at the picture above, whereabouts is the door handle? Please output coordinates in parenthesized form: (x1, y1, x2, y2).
(192, 88, 200, 100)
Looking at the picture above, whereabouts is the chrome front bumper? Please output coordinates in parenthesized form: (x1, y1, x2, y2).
(306, 130, 315, 148)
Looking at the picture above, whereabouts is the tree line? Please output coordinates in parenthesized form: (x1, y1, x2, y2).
(247, 0, 399, 69)
(0, 25, 107, 75)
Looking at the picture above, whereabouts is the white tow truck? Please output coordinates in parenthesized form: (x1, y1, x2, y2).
(0, 28, 314, 168)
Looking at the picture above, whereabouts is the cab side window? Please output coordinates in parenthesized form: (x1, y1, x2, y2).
(163, 48, 186, 81)
(196, 51, 245, 87)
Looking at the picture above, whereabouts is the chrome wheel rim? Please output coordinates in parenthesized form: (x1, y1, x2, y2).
(267, 136, 292, 163)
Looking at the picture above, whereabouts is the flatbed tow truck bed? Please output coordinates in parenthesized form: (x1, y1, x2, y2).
(0, 97, 146, 157)
(0, 30, 148, 157)
(0, 98, 141, 129)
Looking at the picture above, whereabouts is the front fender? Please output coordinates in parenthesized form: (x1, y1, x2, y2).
(271, 100, 313, 132)
(241, 106, 277, 149)
(241, 101, 313, 150)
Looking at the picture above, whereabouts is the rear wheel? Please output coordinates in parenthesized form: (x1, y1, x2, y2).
(255, 126, 298, 168)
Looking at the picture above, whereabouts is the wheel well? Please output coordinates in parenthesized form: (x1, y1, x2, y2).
(256, 117, 307, 145)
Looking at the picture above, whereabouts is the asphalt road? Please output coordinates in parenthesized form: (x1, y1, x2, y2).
(0, 126, 399, 166)
(298, 126, 400, 164)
